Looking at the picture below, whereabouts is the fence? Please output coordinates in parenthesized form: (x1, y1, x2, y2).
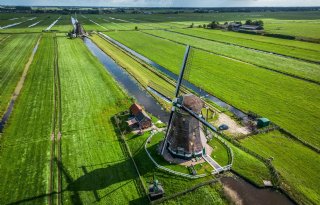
(145, 132, 207, 179)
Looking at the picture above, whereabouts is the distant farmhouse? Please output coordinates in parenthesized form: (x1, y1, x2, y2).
(207, 20, 264, 32)
(239, 24, 263, 31)
(127, 103, 152, 130)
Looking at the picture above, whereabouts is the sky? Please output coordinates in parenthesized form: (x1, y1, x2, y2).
(0, 0, 319, 7)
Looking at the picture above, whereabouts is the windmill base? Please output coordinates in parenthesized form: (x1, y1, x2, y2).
(167, 146, 203, 160)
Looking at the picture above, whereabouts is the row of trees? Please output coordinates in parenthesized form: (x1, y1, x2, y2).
(245, 20, 264, 26)
(190, 20, 264, 29)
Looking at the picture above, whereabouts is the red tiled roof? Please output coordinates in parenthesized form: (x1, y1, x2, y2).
(130, 103, 142, 116)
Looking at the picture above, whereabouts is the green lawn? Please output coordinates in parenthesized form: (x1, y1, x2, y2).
(57, 36, 146, 204)
(0, 34, 38, 116)
(208, 138, 229, 167)
(143, 29, 320, 82)
(103, 31, 320, 148)
(0, 33, 55, 204)
(263, 19, 320, 40)
(167, 28, 320, 63)
(160, 184, 227, 205)
(125, 130, 228, 204)
(92, 34, 272, 187)
(241, 130, 320, 205)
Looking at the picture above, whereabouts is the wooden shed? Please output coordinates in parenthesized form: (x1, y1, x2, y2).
(257, 118, 270, 128)
(127, 103, 152, 130)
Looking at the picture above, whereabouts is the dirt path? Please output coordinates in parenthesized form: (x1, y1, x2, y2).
(48, 33, 62, 205)
(214, 113, 250, 135)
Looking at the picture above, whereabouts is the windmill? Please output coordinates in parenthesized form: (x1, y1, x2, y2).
(151, 45, 219, 159)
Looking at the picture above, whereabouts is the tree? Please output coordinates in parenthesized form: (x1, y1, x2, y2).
(245, 20, 252, 25)
(135, 26, 138, 30)
(207, 21, 219, 29)
(203, 24, 207, 28)
(255, 20, 264, 26)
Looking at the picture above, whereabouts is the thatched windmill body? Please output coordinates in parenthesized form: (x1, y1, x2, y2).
(167, 94, 204, 159)
(151, 46, 219, 159)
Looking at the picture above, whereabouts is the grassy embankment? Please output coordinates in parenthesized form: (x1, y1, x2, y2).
(0, 34, 38, 116)
(90, 33, 176, 104)
(57, 36, 147, 204)
(241, 131, 320, 205)
(0, 34, 54, 204)
(105, 31, 320, 149)
(92, 34, 272, 186)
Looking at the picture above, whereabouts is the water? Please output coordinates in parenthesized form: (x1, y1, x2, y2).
(99, 33, 248, 121)
(44, 16, 61, 31)
(83, 37, 169, 122)
(221, 176, 295, 205)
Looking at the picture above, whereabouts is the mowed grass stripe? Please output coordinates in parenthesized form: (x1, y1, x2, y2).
(168, 28, 320, 63)
(241, 131, 320, 205)
(0, 33, 55, 204)
(57, 36, 145, 204)
(142, 30, 320, 83)
(105, 31, 320, 147)
(182, 28, 320, 52)
(0, 34, 38, 116)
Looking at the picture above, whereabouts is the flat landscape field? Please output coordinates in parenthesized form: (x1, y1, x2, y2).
(105, 30, 320, 148)
(0, 34, 38, 116)
(57, 36, 145, 204)
(0, 9, 319, 205)
(241, 131, 320, 205)
(0, 34, 54, 204)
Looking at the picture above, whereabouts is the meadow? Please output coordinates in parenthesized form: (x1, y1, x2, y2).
(0, 33, 54, 204)
(241, 130, 320, 205)
(124, 130, 228, 204)
(0, 10, 319, 205)
(142, 30, 320, 82)
(90, 34, 272, 187)
(104, 30, 320, 148)
(57, 36, 145, 204)
(167, 28, 320, 63)
(0, 34, 38, 116)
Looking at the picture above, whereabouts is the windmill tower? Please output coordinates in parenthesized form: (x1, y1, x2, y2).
(148, 45, 221, 160)
(167, 94, 204, 159)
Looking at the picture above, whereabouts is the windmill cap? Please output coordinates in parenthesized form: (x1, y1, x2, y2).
(182, 94, 204, 113)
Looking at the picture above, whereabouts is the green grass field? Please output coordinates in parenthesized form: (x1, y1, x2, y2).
(0, 34, 38, 116)
(91, 35, 272, 187)
(263, 19, 320, 40)
(103, 31, 320, 148)
(57, 36, 146, 204)
(124, 130, 229, 204)
(241, 131, 320, 205)
(142, 30, 320, 82)
(0, 34, 54, 204)
(0, 10, 319, 205)
(166, 28, 320, 63)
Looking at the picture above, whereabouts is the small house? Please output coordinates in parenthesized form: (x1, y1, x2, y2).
(127, 103, 152, 129)
(257, 118, 270, 128)
(228, 22, 242, 31)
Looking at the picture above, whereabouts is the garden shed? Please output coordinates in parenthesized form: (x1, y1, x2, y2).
(257, 118, 270, 128)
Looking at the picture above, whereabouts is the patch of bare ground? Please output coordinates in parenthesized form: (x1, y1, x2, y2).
(214, 113, 250, 136)
(223, 185, 243, 205)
